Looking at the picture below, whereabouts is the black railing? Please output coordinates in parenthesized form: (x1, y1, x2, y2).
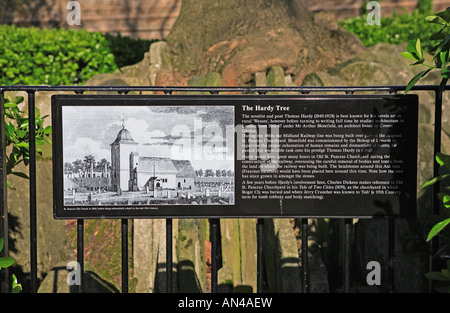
(0, 84, 448, 293)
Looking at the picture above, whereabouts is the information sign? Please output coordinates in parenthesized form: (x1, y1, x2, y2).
(52, 94, 418, 218)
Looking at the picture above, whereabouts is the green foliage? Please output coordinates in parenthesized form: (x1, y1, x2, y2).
(0, 238, 14, 269)
(0, 25, 118, 85)
(422, 153, 450, 253)
(422, 153, 450, 243)
(0, 26, 154, 86)
(3, 95, 51, 189)
(103, 33, 156, 69)
(427, 218, 450, 241)
(425, 260, 450, 292)
(401, 7, 450, 94)
(0, 238, 22, 293)
(416, 0, 434, 14)
(402, 7, 450, 292)
(339, 9, 441, 53)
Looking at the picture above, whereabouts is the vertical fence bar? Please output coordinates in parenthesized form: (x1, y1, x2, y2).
(166, 218, 172, 293)
(257, 218, 264, 293)
(433, 88, 443, 197)
(431, 88, 443, 281)
(77, 219, 84, 293)
(0, 91, 10, 293)
(301, 218, 308, 293)
(343, 219, 352, 293)
(27, 91, 38, 293)
(387, 217, 395, 293)
(121, 219, 128, 293)
(164, 90, 173, 293)
(210, 218, 219, 293)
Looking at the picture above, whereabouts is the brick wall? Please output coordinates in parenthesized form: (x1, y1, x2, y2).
(303, 0, 449, 20)
(1, 0, 182, 39)
(1, 0, 448, 39)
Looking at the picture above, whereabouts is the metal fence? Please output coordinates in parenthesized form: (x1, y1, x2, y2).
(0, 84, 448, 293)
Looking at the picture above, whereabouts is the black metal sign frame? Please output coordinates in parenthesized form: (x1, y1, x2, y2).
(52, 94, 418, 219)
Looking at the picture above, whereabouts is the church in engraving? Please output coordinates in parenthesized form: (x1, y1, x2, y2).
(110, 126, 195, 192)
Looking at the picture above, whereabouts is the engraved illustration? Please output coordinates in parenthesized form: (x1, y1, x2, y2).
(62, 105, 235, 206)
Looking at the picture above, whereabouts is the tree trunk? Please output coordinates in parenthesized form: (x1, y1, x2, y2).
(166, 0, 365, 85)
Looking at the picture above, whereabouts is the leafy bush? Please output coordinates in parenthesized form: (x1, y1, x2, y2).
(416, 0, 434, 14)
(339, 9, 441, 53)
(0, 238, 22, 293)
(104, 33, 156, 69)
(0, 25, 154, 86)
(3, 95, 51, 189)
(402, 7, 450, 292)
(0, 25, 118, 85)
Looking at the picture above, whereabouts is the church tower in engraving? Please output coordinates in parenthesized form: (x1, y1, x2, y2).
(110, 121, 196, 193)
(110, 125, 139, 192)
